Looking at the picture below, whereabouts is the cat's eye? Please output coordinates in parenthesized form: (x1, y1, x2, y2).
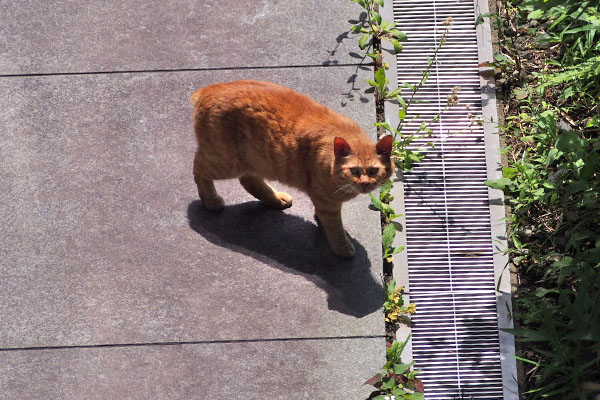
(367, 167, 379, 177)
(349, 167, 361, 177)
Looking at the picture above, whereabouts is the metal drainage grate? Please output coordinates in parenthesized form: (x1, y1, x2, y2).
(381, 0, 518, 398)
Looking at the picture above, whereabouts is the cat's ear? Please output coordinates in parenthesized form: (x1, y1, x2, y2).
(376, 135, 393, 158)
(334, 137, 352, 158)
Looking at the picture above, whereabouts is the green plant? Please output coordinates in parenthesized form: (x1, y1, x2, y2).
(373, 18, 457, 171)
(476, 0, 600, 395)
(348, 1, 459, 397)
(364, 335, 425, 400)
(485, 104, 600, 398)
(383, 279, 416, 324)
(349, 0, 408, 59)
(369, 180, 404, 263)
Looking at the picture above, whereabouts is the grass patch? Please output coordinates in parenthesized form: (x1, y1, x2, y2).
(482, 0, 600, 397)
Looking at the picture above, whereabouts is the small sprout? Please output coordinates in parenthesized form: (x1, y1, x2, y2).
(443, 16, 454, 26)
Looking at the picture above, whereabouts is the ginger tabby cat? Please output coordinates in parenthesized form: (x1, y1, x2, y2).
(191, 80, 393, 258)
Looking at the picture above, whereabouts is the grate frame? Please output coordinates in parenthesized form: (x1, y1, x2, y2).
(380, 0, 518, 398)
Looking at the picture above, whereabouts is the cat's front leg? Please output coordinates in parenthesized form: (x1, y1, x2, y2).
(311, 198, 355, 258)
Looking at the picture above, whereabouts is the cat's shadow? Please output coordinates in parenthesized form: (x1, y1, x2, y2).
(186, 200, 383, 318)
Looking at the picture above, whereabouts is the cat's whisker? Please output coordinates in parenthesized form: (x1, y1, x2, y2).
(335, 183, 353, 193)
(334, 183, 359, 196)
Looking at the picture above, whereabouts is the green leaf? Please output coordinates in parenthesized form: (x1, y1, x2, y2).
(369, 192, 383, 211)
(387, 87, 402, 98)
(389, 39, 403, 53)
(386, 279, 397, 296)
(502, 166, 517, 179)
(390, 29, 408, 41)
(555, 131, 583, 153)
(398, 109, 406, 121)
(380, 20, 396, 32)
(359, 33, 371, 50)
(586, 114, 600, 128)
(485, 177, 512, 190)
(537, 110, 557, 135)
(388, 213, 402, 221)
(382, 223, 396, 250)
(375, 121, 392, 133)
(380, 179, 393, 196)
(494, 53, 515, 66)
(535, 287, 559, 297)
(380, 205, 393, 219)
(382, 377, 397, 389)
(374, 67, 388, 88)
(514, 87, 530, 100)
(546, 148, 562, 165)
(503, 327, 553, 342)
(397, 95, 407, 110)
(393, 363, 411, 374)
(372, 11, 382, 25)
(390, 334, 411, 363)
(392, 387, 407, 396)
(374, 0, 384, 6)
(408, 393, 425, 400)
(392, 245, 405, 254)
(391, 220, 403, 232)
(528, 9, 544, 20)
(350, 24, 363, 33)
(513, 355, 540, 366)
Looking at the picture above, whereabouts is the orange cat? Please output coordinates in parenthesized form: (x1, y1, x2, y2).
(191, 80, 393, 258)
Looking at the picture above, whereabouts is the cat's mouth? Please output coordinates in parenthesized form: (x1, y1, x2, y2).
(358, 184, 376, 194)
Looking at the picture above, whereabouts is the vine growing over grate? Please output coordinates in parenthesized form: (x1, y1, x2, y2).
(348, 0, 457, 398)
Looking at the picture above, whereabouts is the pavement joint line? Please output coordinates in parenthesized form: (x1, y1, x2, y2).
(0, 335, 386, 352)
(0, 63, 374, 79)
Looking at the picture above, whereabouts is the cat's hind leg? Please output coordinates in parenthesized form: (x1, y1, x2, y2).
(195, 176, 224, 211)
(239, 174, 292, 209)
(194, 154, 224, 212)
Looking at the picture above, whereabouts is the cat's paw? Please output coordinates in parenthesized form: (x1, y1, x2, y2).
(202, 195, 225, 212)
(264, 191, 293, 209)
(332, 240, 355, 259)
(275, 191, 293, 209)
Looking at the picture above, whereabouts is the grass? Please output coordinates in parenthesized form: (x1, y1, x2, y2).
(482, 0, 600, 398)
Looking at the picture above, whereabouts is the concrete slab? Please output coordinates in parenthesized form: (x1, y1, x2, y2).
(0, 337, 384, 400)
(0, 66, 383, 348)
(0, 0, 368, 75)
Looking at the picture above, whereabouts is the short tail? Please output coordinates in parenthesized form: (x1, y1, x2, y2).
(190, 89, 203, 105)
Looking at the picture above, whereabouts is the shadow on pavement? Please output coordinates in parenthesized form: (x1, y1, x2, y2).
(187, 200, 383, 318)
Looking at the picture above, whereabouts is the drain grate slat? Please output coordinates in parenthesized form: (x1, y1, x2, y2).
(382, 0, 518, 398)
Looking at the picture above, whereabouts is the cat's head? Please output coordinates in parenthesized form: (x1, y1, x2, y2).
(332, 135, 394, 196)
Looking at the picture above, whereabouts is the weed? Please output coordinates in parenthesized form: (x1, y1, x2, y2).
(363, 334, 425, 400)
(480, 0, 600, 397)
(348, 0, 458, 398)
(383, 279, 416, 324)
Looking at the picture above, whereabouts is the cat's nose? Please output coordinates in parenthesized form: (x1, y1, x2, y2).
(359, 176, 370, 187)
